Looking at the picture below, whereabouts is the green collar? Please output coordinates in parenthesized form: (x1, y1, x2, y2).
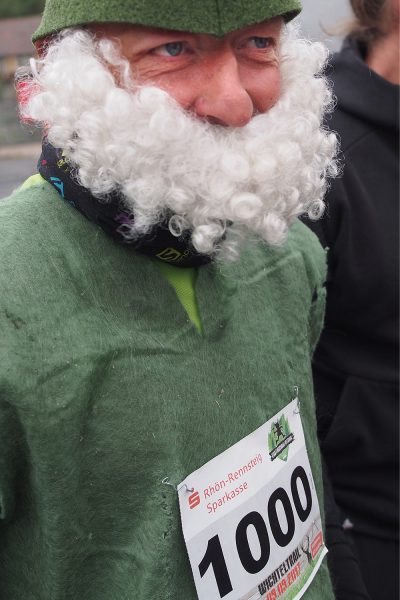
(156, 262, 203, 334)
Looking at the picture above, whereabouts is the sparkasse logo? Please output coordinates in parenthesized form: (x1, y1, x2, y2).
(189, 491, 201, 509)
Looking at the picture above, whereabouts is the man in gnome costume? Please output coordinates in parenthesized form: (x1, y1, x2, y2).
(0, 1, 346, 599)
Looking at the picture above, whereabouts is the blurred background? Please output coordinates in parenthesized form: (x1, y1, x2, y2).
(0, 0, 353, 196)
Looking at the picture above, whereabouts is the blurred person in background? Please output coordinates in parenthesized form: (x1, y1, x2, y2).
(305, 1, 399, 599)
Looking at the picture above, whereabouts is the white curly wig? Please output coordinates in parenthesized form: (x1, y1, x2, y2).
(20, 25, 338, 260)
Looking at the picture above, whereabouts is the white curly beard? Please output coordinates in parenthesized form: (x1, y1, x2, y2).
(21, 26, 338, 261)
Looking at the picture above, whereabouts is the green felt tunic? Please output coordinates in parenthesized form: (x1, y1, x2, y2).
(0, 180, 333, 600)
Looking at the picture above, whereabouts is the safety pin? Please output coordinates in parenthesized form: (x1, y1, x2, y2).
(161, 477, 194, 494)
(293, 386, 301, 414)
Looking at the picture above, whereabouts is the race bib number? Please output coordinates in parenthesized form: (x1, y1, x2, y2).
(178, 399, 327, 600)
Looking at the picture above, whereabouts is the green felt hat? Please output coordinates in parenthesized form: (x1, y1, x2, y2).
(33, 0, 302, 42)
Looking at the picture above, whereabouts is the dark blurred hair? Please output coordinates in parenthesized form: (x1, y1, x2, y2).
(348, 0, 388, 43)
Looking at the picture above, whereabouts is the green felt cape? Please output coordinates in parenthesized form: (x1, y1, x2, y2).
(0, 178, 334, 599)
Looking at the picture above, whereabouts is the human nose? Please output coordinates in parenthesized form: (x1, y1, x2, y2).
(193, 54, 254, 127)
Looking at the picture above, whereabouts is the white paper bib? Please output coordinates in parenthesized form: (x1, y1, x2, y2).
(178, 398, 327, 600)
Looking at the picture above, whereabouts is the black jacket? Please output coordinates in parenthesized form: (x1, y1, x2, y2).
(308, 38, 399, 539)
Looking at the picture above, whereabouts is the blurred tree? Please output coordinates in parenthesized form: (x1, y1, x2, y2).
(0, 0, 45, 18)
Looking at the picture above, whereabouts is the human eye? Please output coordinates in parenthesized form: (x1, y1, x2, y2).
(152, 41, 186, 57)
(247, 36, 273, 49)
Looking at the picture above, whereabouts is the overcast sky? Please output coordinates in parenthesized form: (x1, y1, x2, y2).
(296, 0, 352, 51)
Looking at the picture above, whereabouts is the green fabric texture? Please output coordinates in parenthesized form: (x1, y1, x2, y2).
(33, 0, 302, 41)
(0, 181, 332, 599)
(21, 175, 204, 333)
(20, 175, 202, 333)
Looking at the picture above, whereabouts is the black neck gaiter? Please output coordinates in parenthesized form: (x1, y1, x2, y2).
(38, 140, 211, 268)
